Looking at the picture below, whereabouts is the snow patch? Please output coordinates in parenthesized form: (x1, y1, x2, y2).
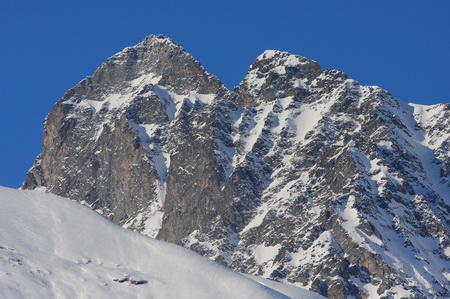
(339, 195, 376, 253)
(244, 274, 325, 299)
(241, 202, 270, 234)
(252, 243, 282, 265)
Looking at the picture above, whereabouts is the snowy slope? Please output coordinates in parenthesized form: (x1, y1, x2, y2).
(0, 186, 322, 299)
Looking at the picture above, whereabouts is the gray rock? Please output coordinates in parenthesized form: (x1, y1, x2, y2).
(23, 35, 450, 298)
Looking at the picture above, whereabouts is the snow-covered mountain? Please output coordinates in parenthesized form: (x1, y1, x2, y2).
(0, 186, 322, 299)
(23, 35, 450, 298)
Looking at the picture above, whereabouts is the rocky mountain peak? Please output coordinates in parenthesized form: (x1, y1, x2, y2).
(235, 50, 322, 106)
(23, 36, 450, 298)
(64, 34, 225, 103)
(253, 49, 321, 75)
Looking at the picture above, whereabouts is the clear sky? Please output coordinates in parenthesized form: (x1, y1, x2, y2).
(1, 0, 449, 188)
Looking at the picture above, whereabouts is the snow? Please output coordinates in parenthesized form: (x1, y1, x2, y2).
(284, 230, 341, 276)
(256, 50, 279, 61)
(244, 275, 325, 299)
(0, 186, 310, 299)
(231, 92, 336, 169)
(240, 202, 270, 234)
(404, 102, 450, 202)
(381, 285, 414, 298)
(292, 101, 329, 142)
(362, 282, 379, 299)
(122, 194, 164, 238)
(152, 85, 215, 120)
(75, 73, 162, 115)
(129, 73, 162, 88)
(252, 244, 282, 265)
(339, 196, 368, 249)
(412, 266, 432, 289)
(255, 50, 312, 68)
(242, 104, 272, 155)
(377, 140, 393, 150)
(214, 137, 236, 185)
(79, 98, 105, 113)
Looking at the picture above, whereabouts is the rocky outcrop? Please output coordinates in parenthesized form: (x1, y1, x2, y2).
(24, 35, 450, 298)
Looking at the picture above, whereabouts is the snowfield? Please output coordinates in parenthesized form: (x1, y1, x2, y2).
(0, 186, 322, 299)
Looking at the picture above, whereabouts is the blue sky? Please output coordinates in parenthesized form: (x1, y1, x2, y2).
(1, 0, 449, 188)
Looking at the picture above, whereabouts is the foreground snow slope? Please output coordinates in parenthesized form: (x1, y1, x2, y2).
(0, 186, 322, 299)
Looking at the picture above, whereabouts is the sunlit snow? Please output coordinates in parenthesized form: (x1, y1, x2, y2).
(0, 187, 323, 299)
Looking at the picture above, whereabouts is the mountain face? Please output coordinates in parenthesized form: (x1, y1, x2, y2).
(23, 35, 450, 298)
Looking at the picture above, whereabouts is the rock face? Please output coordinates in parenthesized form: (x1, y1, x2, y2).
(24, 35, 450, 298)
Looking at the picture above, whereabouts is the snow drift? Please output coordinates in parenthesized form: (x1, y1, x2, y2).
(0, 186, 322, 299)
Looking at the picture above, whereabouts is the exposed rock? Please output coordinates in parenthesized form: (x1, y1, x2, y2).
(24, 35, 450, 298)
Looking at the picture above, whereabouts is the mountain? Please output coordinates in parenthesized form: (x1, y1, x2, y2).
(0, 186, 323, 299)
(23, 35, 450, 298)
